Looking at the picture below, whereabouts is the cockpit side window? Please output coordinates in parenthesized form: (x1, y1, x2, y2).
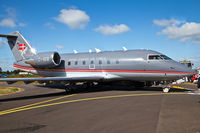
(148, 55, 163, 60)
(148, 55, 172, 60)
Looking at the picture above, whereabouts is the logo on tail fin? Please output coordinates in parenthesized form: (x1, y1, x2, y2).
(18, 44, 26, 50)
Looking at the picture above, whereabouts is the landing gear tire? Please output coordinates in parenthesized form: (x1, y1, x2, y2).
(83, 82, 94, 89)
(64, 87, 72, 93)
(64, 88, 70, 93)
(65, 85, 76, 93)
(163, 87, 170, 93)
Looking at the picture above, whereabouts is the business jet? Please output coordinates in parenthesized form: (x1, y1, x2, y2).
(0, 31, 194, 93)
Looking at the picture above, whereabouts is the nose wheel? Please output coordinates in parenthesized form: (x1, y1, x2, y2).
(163, 87, 170, 93)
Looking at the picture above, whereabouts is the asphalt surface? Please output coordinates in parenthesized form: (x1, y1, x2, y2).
(0, 84, 200, 133)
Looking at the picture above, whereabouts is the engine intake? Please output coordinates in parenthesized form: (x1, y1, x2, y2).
(25, 52, 61, 68)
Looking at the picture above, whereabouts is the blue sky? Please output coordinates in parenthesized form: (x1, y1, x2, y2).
(0, 0, 200, 71)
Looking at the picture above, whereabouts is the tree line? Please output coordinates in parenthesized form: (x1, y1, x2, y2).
(0, 67, 21, 74)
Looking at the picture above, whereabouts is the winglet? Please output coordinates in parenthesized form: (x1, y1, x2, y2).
(122, 46, 127, 51)
(94, 48, 101, 53)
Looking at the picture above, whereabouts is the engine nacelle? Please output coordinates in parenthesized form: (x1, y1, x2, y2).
(25, 52, 61, 68)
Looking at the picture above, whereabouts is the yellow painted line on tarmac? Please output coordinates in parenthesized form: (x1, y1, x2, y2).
(172, 86, 185, 89)
(0, 92, 186, 116)
(0, 94, 76, 114)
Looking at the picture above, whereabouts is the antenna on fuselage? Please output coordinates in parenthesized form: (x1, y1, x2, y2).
(94, 48, 101, 53)
(122, 46, 127, 51)
(73, 50, 78, 54)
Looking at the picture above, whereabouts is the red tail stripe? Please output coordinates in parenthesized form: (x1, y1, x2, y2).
(18, 48, 25, 50)
(18, 44, 26, 46)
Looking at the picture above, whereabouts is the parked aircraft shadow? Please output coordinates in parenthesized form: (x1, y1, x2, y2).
(37, 84, 188, 94)
(0, 91, 66, 102)
(0, 84, 187, 103)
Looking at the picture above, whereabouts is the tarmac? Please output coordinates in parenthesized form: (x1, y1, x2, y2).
(0, 84, 200, 133)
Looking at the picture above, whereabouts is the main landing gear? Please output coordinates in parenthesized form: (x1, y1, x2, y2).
(65, 83, 77, 93)
(64, 82, 95, 93)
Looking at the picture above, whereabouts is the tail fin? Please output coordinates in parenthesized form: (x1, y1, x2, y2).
(0, 31, 36, 62)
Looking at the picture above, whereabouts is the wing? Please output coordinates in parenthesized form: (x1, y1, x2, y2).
(0, 76, 104, 84)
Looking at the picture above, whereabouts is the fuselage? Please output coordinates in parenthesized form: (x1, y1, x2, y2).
(14, 49, 194, 82)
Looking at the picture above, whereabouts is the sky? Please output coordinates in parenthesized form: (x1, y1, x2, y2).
(0, 0, 200, 71)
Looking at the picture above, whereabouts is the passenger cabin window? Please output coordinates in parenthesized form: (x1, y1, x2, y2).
(75, 61, 78, 65)
(82, 61, 86, 65)
(99, 60, 102, 64)
(148, 55, 172, 60)
(107, 60, 111, 64)
(116, 60, 119, 64)
(68, 61, 71, 66)
(90, 60, 94, 64)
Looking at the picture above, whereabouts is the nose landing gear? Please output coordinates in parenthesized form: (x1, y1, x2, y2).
(163, 87, 170, 93)
(162, 81, 171, 93)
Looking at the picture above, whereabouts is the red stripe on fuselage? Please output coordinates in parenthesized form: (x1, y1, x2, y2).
(13, 64, 195, 75)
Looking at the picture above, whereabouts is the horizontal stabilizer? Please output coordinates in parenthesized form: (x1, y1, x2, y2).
(0, 34, 18, 38)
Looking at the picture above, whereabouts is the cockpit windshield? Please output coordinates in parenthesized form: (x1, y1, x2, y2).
(160, 55, 172, 60)
(148, 55, 172, 60)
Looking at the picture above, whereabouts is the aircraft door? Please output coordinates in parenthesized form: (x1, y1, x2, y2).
(89, 58, 95, 69)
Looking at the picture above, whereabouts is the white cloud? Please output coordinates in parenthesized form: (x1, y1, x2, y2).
(0, 8, 26, 28)
(160, 22, 200, 43)
(154, 19, 200, 44)
(94, 24, 130, 35)
(44, 22, 55, 29)
(18, 23, 26, 27)
(153, 19, 182, 26)
(0, 18, 16, 28)
(56, 45, 64, 49)
(6, 8, 16, 18)
(55, 9, 90, 29)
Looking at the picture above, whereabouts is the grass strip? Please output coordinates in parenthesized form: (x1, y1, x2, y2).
(0, 87, 21, 95)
